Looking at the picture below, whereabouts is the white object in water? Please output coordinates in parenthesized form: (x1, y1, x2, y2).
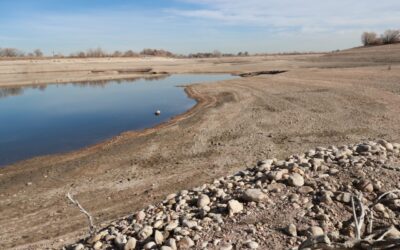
(155, 110, 161, 116)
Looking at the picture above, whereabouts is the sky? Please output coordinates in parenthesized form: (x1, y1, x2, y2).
(0, 0, 399, 55)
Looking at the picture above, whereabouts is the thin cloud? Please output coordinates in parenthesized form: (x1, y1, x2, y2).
(171, 0, 400, 32)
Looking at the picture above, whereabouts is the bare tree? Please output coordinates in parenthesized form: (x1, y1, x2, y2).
(361, 32, 379, 46)
(123, 50, 138, 57)
(0, 48, 24, 57)
(381, 29, 400, 44)
(33, 49, 43, 57)
(213, 50, 222, 57)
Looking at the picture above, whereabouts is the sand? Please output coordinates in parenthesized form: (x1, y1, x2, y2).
(0, 44, 399, 249)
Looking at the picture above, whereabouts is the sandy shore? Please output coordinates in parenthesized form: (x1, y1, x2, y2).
(0, 44, 400, 249)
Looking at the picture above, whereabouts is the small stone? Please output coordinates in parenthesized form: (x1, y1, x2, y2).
(298, 186, 314, 194)
(136, 210, 146, 221)
(374, 203, 386, 212)
(245, 241, 259, 249)
(182, 220, 197, 229)
(93, 241, 102, 250)
(336, 192, 352, 203)
(357, 180, 374, 193)
(309, 226, 324, 237)
(177, 237, 195, 249)
(288, 173, 304, 187)
(139, 225, 153, 240)
(114, 234, 127, 248)
(166, 238, 177, 250)
(287, 224, 297, 237)
(228, 199, 243, 216)
(165, 220, 179, 231)
(144, 241, 157, 249)
(197, 194, 211, 208)
(160, 246, 173, 250)
(219, 243, 233, 250)
(242, 189, 267, 202)
(124, 238, 137, 250)
(73, 244, 84, 250)
(155, 230, 164, 245)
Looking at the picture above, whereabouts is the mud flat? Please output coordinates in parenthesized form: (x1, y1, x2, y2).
(0, 44, 400, 249)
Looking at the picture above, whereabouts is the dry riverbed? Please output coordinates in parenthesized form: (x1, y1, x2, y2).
(0, 44, 400, 249)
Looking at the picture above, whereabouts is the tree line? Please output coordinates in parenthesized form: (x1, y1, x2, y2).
(0, 47, 251, 59)
(362, 29, 400, 46)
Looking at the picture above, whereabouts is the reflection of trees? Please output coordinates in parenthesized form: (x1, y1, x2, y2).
(0, 75, 171, 98)
(0, 87, 24, 98)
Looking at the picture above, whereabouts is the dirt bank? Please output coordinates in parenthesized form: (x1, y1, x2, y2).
(0, 45, 400, 249)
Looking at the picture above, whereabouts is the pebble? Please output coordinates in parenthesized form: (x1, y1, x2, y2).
(287, 223, 297, 237)
(219, 243, 233, 250)
(245, 241, 259, 249)
(124, 238, 137, 250)
(139, 226, 153, 240)
(155, 230, 164, 245)
(228, 199, 243, 216)
(288, 173, 305, 187)
(242, 189, 267, 202)
(197, 194, 211, 208)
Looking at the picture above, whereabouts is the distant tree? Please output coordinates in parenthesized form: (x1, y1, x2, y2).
(361, 32, 379, 46)
(86, 48, 107, 57)
(123, 50, 138, 57)
(244, 51, 249, 56)
(112, 50, 122, 57)
(0, 48, 24, 57)
(381, 29, 400, 44)
(33, 49, 43, 57)
(213, 50, 222, 57)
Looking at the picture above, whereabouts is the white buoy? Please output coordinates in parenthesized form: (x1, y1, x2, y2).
(155, 110, 161, 116)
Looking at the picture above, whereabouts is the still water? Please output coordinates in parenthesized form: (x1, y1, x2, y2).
(0, 74, 235, 166)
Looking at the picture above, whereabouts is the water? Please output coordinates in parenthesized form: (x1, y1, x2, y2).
(0, 74, 235, 166)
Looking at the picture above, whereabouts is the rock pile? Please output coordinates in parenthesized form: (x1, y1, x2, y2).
(67, 140, 400, 249)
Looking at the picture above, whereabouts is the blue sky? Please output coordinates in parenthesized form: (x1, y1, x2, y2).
(1, 0, 399, 55)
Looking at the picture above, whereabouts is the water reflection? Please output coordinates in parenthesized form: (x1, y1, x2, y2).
(0, 75, 170, 99)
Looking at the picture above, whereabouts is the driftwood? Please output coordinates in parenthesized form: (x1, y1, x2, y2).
(66, 192, 96, 236)
(300, 190, 400, 250)
(238, 70, 287, 77)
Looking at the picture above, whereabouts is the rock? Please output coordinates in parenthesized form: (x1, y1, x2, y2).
(154, 230, 164, 245)
(298, 186, 314, 194)
(93, 241, 102, 250)
(228, 199, 243, 216)
(165, 220, 179, 231)
(374, 203, 386, 212)
(160, 246, 173, 250)
(124, 238, 137, 250)
(288, 173, 304, 187)
(144, 241, 157, 249)
(177, 237, 195, 249)
(245, 241, 259, 249)
(114, 234, 127, 248)
(73, 244, 84, 250)
(197, 194, 211, 208)
(309, 226, 324, 237)
(287, 224, 297, 237)
(267, 183, 286, 192)
(242, 189, 267, 202)
(139, 225, 153, 240)
(336, 192, 352, 203)
(88, 231, 108, 244)
(357, 180, 374, 193)
(166, 238, 177, 250)
(220, 243, 233, 250)
(136, 210, 146, 221)
(182, 220, 197, 229)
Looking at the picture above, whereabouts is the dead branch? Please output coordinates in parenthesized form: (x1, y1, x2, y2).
(67, 192, 96, 235)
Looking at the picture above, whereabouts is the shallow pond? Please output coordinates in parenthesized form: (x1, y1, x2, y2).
(0, 74, 235, 166)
